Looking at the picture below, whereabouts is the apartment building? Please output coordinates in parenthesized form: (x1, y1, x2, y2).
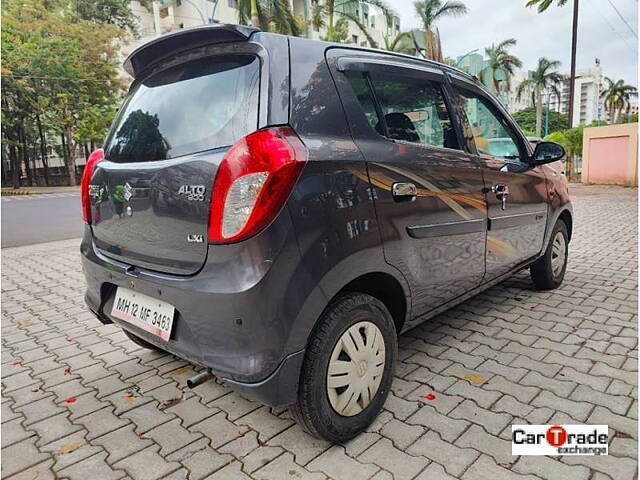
(506, 69, 535, 113)
(629, 99, 638, 117)
(548, 62, 606, 125)
(454, 53, 611, 126)
(121, 0, 400, 77)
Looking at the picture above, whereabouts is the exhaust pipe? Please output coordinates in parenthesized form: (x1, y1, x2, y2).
(187, 369, 213, 389)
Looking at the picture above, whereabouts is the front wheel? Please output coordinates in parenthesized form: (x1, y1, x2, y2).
(530, 219, 569, 290)
(289, 293, 397, 443)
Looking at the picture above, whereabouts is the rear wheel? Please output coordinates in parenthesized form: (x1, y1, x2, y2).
(123, 329, 163, 352)
(290, 293, 397, 443)
(530, 219, 569, 290)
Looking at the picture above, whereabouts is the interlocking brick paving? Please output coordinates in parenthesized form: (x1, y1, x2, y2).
(2, 184, 637, 479)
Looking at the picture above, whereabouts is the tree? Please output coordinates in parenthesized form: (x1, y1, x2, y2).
(310, 1, 326, 32)
(480, 39, 522, 95)
(601, 77, 638, 124)
(2, 0, 124, 186)
(251, 0, 260, 28)
(525, 0, 568, 11)
(383, 31, 416, 54)
(527, 0, 578, 129)
(237, 0, 303, 36)
(310, 0, 395, 48)
(513, 107, 568, 135)
(516, 57, 564, 136)
(72, 0, 139, 33)
(381, 10, 417, 54)
(75, 103, 118, 149)
(545, 125, 583, 179)
(413, 0, 467, 61)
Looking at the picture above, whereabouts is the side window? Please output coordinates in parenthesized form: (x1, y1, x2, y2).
(343, 68, 459, 150)
(456, 88, 523, 161)
(369, 72, 459, 150)
(343, 71, 380, 132)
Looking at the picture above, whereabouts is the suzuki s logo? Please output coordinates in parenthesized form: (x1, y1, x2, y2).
(178, 185, 206, 202)
(187, 234, 204, 243)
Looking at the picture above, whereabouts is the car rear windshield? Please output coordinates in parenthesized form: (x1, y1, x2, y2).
(105, 54, 260, 162)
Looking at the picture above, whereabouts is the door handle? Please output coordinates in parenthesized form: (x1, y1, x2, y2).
(492, 184, 509, 210)
(392, 182, 417, 202)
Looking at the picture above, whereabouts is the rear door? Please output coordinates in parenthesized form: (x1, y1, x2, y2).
(91, 52, 261, 275)
(327, 51, 487, 320)
(449, 77, 549, 279)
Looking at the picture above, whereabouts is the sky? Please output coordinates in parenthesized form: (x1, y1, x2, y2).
(393, 0, 638, 87)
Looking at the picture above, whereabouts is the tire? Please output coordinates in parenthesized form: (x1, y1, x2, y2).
(123, 329, 164, 351)
(289, 292, 397, 443)
(530, 219, 569, 290)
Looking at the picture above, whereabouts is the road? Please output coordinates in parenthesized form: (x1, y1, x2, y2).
(1, 193, 84, 247)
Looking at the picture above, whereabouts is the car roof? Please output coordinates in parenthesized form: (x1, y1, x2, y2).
(125, 24, 481, 86)
(284, 33, 481, 84)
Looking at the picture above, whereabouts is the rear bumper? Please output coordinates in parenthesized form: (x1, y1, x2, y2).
(80, 207, 309, 406)
(87, 291, 302, 406)
(222, 350, 304, 407)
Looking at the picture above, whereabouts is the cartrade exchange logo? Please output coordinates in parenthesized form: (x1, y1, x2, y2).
(512, 425, 608, 456)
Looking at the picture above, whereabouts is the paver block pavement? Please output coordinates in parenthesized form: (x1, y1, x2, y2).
(1, 184, 637, 479)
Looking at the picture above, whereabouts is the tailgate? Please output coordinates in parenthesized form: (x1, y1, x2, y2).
(91, 152, 222, 275)
(90, 53, 260, 275)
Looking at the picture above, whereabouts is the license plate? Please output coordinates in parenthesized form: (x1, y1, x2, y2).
(111, 287, 175, 341)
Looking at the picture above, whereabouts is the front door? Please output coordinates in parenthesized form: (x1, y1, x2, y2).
(327, 51, 487, 320)
(451, 80, 549, 279)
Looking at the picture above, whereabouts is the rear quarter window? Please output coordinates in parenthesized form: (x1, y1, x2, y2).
(105, 55, 260, 162)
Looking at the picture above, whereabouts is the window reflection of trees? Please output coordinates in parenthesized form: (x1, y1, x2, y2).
(108, 110, 170, 163)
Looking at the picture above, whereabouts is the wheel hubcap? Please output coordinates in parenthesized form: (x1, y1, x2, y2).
(326, 321, 385, 417)
(551, 231, 566, 278)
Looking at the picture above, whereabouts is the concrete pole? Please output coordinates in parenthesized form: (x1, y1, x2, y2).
(567, 0, 579, 128)
(152, 1, 161, 36)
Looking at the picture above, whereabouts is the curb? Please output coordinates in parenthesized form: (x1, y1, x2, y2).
(1, 189, 37, 196)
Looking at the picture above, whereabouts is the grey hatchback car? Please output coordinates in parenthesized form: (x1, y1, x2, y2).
(81, 24, 572, 442)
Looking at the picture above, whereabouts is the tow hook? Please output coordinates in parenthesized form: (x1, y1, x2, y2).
(187, 369, 213, 389)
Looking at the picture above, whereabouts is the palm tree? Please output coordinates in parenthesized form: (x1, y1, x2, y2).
(525, 0, 568, 11)
(516, 57, 564, 136)
(251, 0, 260, 27)
(383, 32, 415, 54)
(480, 39, 522, 96)
(413, 0, 468, 62)
(310, 1, 326, 32)
(601, 77, 638, 123)
(237, 0, 303, 36)
(380, 11, 415, 54)
(527, 0, 578, 128)
(315, 0, 395, 48)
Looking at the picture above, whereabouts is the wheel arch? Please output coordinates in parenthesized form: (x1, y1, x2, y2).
(335, 272, 408, 334)
(558, 209, 573, 241)
(543, 205, 573, 251)
(285, 261, 411, 356)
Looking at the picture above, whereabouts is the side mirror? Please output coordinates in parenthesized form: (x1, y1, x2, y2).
(530, 141, 565, 166)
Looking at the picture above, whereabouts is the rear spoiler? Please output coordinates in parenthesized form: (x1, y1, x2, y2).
(124, 24, 259, 78)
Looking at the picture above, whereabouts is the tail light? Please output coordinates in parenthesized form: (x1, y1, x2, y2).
(81, 149, 104, 223)
(208, 126, 307, 243)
